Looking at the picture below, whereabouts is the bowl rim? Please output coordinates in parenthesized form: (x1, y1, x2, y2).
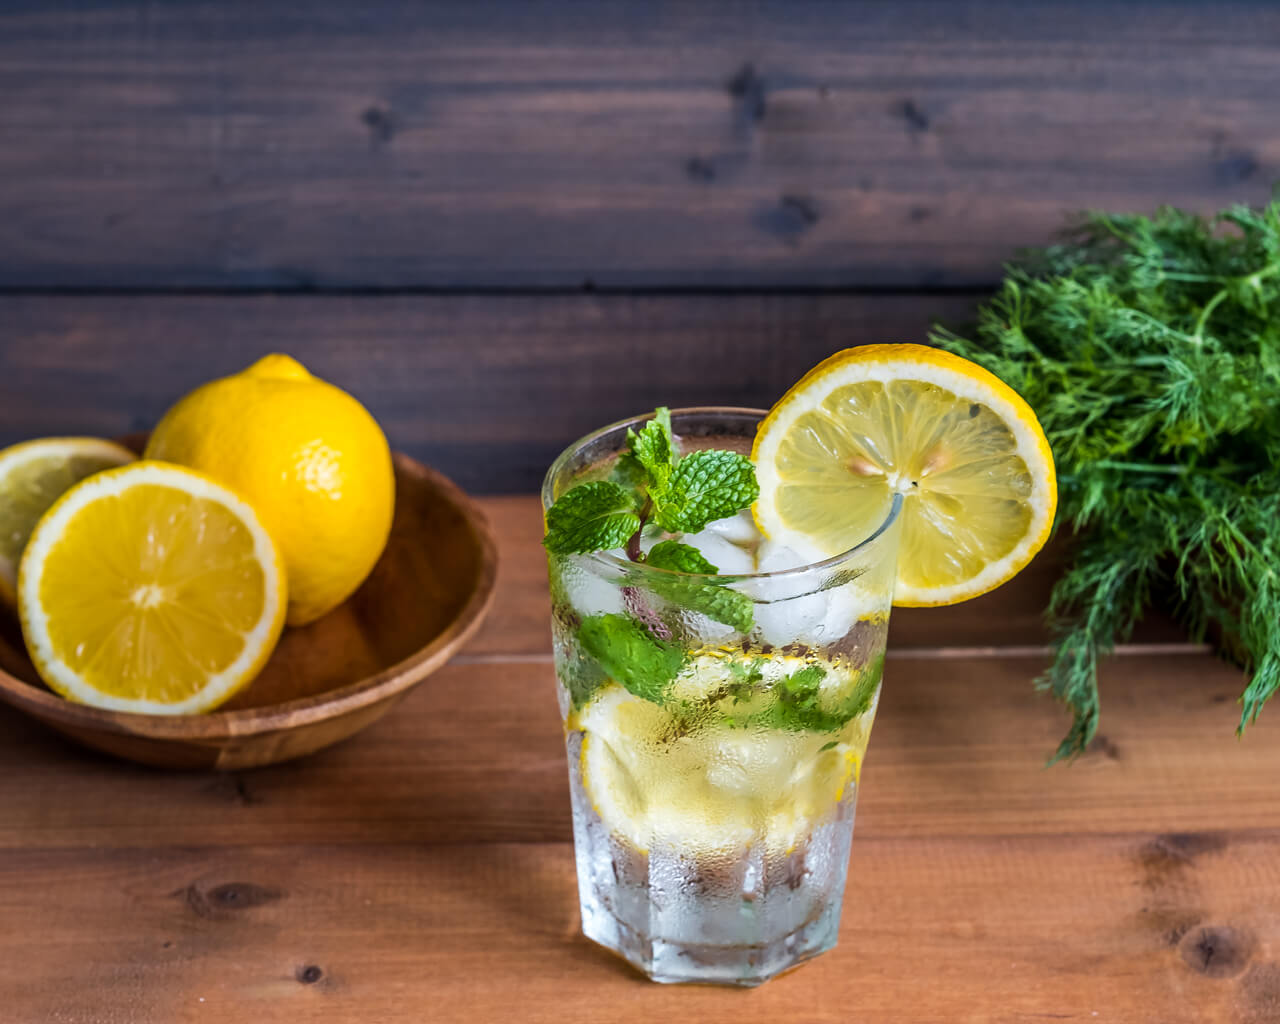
(0, 450, 499, 741)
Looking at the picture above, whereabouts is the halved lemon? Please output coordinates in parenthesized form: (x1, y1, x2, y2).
(571, 654, 872, 856)
(0, 438, 135, 607)
(752, 344, 1056, 606)
(17, 461, 287, 714)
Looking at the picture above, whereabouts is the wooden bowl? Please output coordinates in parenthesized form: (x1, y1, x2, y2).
(0, 452, 498, 770)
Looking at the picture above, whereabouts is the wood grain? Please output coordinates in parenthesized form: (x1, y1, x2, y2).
(3, 835, 1278, 1022)
(0, 651, 1269, 851)
(0, 293, 979, 493)
(0, 1, 1275, 289)
(0, 496, 1274, 1020)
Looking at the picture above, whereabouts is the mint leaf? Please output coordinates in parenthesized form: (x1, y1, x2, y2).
(645, 539, 754, 632)
(653, 450, 759, 533)
(766, 657, 883, 732)
(559, 645, 608, 709)
(577, 613, 684, 703)
(627, 407, 675, 493)
(668, 583, 754, 633)
(646, 539, 719, 575)
(727, 657, 767, 699)
(840, 653, 885, 721)
(543, 481, 641, 555)
(767, 665, 842, 732)
(609, 450, 647, 492)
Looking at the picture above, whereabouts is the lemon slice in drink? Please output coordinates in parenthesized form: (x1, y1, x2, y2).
(753, 344, 1056, 606)
(18, 462, 286, 714)
(572, 655, 871, 856)
(0, 438, 135, 608)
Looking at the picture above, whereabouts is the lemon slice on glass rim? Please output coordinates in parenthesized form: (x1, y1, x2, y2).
(752, 344, 1057, 606)
(18, 461, 287, 714)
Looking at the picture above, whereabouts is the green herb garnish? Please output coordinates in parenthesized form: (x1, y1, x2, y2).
(542, 481, 641, 556)
(544, 407, 759, 634)
(934, 199, 1280, 761)
(645, 540, 755, 633)
(762, 658, 883, 733)
(577, 613, 684, 704)
(545, 407, 758, 557)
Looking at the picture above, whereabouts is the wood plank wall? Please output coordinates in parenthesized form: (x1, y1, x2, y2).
(1, 0, 1277, 490)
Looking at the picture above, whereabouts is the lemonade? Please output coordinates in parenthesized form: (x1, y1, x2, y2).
(544, 410, 900, 985)
(543, 348, 1055, 985)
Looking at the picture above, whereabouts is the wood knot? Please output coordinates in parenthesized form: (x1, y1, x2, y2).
(361, 106, 399, 146)
(727, 62, 767, 124)
(685, 156, 717, 182)
(1139, 832, 1228, 874)
(894, 98, 930, 133)
(176, 881, 284, 919)
(296, 964, 324, 985)
(1179, 925, 1255, 979)
(754, 194, 820, 244)
(207, 772, 261, 806)
(1213, 151, 1258, 185)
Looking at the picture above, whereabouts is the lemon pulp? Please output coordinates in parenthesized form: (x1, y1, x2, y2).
(18, 462, 286, 714)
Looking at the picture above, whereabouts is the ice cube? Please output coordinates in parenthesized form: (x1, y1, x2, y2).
(679, 530, 756, 576)
(557, 552, 628, 618)
(750, 540, 860, 648)
(703, 509, 762, 548)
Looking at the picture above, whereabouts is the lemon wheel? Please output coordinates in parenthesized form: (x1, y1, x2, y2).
(18, 461, 287, 714)
(753, 344, 1057, 606)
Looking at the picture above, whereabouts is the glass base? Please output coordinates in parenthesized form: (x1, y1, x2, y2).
(563, 728, 860, 986)
(582, 894, 842, 986)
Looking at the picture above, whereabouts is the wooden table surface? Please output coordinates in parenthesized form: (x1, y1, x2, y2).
(4, 3, 1280, 1019)
(1, 496, 1276, 1023)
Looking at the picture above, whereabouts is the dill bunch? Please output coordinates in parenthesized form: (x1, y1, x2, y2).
(932, 198, 1280, 761)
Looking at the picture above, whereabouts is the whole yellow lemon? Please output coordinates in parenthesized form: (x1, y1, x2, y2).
(146, 354, 395, 626)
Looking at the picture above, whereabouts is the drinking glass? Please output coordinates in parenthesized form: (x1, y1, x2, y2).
(542, 408, 901, 985)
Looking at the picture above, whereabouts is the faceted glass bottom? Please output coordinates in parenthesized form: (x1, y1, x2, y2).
(567, 732, 857, 986)
(581, 888, 843, 986)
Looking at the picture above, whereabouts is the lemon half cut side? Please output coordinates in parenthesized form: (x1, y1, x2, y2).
(0, 437, 135, 607)
(17, 461, 287, 715)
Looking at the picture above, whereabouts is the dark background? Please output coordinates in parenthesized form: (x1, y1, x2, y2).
(1, 0, 1276, 491)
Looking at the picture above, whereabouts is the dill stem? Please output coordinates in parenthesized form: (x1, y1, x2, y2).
(1092, 460, 1188, 475)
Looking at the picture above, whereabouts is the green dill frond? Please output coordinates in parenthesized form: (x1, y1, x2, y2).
(933, 198, 1280, 759)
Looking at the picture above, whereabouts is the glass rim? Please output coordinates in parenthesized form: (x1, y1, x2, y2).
(541, 405, 903, 582)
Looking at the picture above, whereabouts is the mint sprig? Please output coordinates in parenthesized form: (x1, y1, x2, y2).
(542, 481, 641, 555)
(545, 409, 762, 699)
(626, 406, 674, 493)
(543, 406, 759, 565)
(652, 449, 760, 534)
